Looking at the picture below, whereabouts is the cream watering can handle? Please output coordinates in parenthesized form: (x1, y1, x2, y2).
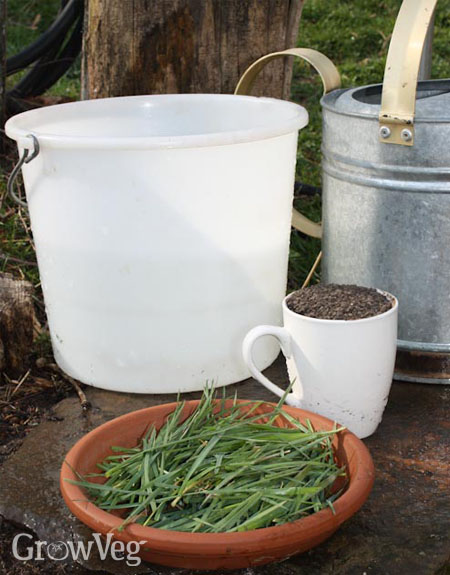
(235, 48, 341, 239)
(379, 0, 438, 146)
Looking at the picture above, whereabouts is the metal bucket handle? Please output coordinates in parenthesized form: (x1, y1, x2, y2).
(235, 48, 341, 239)
(379, 0, 438, 146)
(7, 134, 40, 208)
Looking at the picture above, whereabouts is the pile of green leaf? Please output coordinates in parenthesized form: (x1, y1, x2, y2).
(68, 388, 345, 533)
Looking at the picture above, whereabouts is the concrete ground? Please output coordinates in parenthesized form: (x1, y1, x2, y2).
(0, 357, 449, 574)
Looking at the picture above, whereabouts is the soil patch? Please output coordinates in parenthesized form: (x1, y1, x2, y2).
(287, 284, 393, 320)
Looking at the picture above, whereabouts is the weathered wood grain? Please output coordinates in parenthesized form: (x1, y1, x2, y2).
(0, 272, 35, 375)
(82, 0, 304, 99)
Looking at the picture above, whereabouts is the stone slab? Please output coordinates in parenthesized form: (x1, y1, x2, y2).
(0, 357, 449, 574)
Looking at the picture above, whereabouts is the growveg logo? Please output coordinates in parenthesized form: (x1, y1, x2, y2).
(12, 532, 146, 566)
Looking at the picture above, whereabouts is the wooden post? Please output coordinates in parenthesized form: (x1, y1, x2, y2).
(82, 0, 304, 100)
(0, 273, 36, 376)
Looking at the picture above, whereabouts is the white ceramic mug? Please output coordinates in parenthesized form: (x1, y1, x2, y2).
(242, 291, 398, 438)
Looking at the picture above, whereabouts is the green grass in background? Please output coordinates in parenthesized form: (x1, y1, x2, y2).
(4, 0, 450, 289)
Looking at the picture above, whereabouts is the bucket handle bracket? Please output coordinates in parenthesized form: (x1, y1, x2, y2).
(7, 134, 40, 208)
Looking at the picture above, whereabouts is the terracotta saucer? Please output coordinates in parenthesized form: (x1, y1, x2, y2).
(60, 399, 374, 570)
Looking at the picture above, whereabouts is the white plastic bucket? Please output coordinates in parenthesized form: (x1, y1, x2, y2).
(5, 94, 308, 393)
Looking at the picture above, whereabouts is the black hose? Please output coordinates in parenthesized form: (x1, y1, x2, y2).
(31, 28, 82, 96)
(6, 0, 82, 76)
(9, 15, 83, 98)
(5, 0, 84, 115)
(8, 39, 63, 99)
(294, 180, 322, 197)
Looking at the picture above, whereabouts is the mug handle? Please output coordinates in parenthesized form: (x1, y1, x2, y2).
(235, 47, 341, 239)
(242, 325, 302, 408)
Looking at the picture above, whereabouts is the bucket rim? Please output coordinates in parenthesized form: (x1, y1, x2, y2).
(5, 93, 308, 150)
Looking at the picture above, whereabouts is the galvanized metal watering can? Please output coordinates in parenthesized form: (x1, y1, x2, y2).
(238, 0, 448, 384)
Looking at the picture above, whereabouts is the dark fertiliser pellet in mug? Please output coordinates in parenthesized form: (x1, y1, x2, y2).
(286, 284, 393, 320)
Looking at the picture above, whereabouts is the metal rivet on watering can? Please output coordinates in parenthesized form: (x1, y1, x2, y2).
(401, 129, 413, 142)
(379, 126, 391, 139)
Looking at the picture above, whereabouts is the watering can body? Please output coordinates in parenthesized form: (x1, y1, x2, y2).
(322, 0, 450, 383)
(321, 0, 450, 383)
(321, 80, 450, 383)
(240, 0, 448, 383)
